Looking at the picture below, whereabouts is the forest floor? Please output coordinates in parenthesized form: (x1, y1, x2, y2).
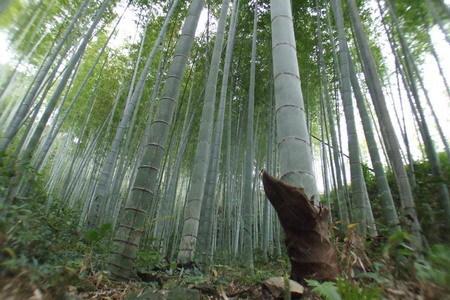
(1, 194, 449, 300)
(0, 168, 449, 299)
(1, 251, 444, 300)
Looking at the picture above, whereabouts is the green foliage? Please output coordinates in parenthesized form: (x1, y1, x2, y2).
(84, 223, 112, 245)
(363, 152, 450, 243)
(136, 249, 163, 269)
(383, 229, 414, 260)
(0, 174, 112, 297)
(0, 160, 448, 299)
(387, 0, 432, 61)
(0, 0, 24, 28)
(2, 203, 79, 263)
(241, 268, 279, 285)
(207, 260, 286, 287)
(415, 244, 450, 290)
(306, 278, 381, 300)
(0, 199, 84, 297)
(335, 278, 381, 300)
(0, 0, 448, 297)
(306, 279, 341, 300)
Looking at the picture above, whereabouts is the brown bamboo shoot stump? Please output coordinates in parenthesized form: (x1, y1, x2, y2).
(262, 171, 339, 283)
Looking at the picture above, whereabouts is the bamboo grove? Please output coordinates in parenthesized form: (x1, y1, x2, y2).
(0, 0, 449, 282)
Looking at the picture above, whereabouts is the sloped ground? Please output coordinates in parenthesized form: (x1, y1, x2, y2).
(1, 163, 449, 299)
(1, 196, 449, 300)
(1, 258, 448, 300)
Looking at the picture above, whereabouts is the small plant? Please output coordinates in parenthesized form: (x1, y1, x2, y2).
(136, 249, 163, 269)
(415, 244, 450, 290)
(0, 179, 112, 297)
(83, 223, 112, 246)
(382, 229, 415, 278)
(306, 279, 341, 300)
(306, 278, 381, 300)
(335, 278, 381, 300)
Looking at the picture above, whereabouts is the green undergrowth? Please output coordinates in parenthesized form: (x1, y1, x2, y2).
(1, 156, 450, 299)
(0, 196, 113, 298)
(363, 152, 450, 244)
(0, 158, 115, 298)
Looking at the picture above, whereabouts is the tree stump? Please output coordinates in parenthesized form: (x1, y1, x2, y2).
(262, 171, 338, 283)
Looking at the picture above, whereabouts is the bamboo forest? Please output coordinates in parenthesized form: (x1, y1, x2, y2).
(0, 0, 450, 298)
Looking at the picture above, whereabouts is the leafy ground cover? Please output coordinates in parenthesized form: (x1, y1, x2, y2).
(1, 197, 449, 299)
(0, 156, 449, 299)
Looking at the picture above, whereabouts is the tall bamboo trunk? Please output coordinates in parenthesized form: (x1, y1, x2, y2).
(318, 4, 350, 225)
(109, 0, 204, 280)
(86, 0, 179, 229)
(240, 3, 257, 269)
(331, 0, 371, 236)
(347, 0, 423, 249)
(197, 0, 239, 266)
(266, 0, 338, 283)
(0, 0, 91, 153)
(348, 54, 400, 231)
(177, 0, 230, 265)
